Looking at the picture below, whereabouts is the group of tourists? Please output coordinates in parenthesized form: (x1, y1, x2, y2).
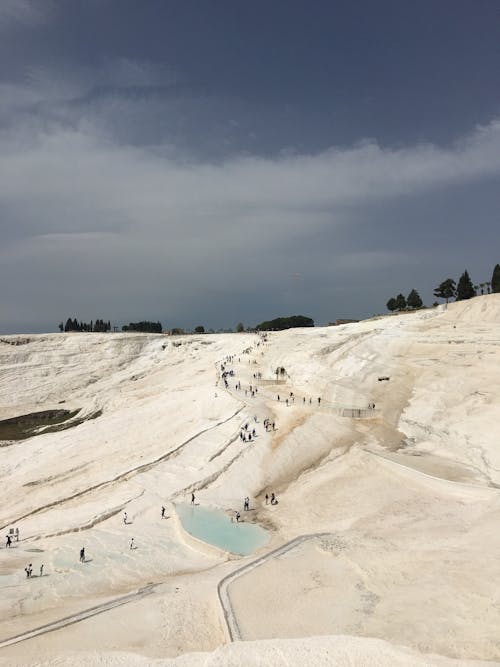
(277, 393, 322, 407)
(19, 561, 43, 578)
(265, 492, 279, 506)
(263, 418, 275, 431)
(239, 420, 258, 442)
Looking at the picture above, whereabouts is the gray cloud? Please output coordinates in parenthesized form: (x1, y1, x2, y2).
(1, 60, 500, 332)
(0, 0, 53, 28)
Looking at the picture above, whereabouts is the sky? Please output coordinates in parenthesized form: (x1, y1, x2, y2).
(1, 0, 500, 333)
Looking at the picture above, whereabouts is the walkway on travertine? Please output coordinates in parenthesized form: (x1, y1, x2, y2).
(218, 345, 380, 420)
(0, 583, 157, 649)
(217, 533, 332, 642)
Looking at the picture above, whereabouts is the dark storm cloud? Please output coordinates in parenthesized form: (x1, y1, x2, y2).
(0, 1, 500, 332)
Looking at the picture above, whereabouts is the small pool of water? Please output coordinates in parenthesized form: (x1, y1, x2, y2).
(176, 503, 269, 556)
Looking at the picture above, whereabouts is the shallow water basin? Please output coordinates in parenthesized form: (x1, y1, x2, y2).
(176, 503, 268, 556)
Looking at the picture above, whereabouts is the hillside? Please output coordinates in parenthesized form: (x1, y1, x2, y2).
(1, 297, 500, 665)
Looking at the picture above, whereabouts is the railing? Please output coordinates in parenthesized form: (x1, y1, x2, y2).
(258, 378, 286, 385)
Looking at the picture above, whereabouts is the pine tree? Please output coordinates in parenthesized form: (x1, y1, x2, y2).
(386, 297, 397, 312)
(433, 279, 456, 304)
(456, 270, 475, 301)
(491, 264, 500, 293)
(407, 289, 423, 309)
(395, 293, 407, 310)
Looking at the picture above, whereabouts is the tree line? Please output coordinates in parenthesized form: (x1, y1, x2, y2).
(60, 318, 111, 332)
(434, 265, 500, 303)
(256, 315, 314, 331)
(386, 289, 423, 312)
(122, 321, 162, 333)
(386, 264, 500, 312)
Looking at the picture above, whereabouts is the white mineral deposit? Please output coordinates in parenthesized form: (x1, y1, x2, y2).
(1, 296, 500, 665)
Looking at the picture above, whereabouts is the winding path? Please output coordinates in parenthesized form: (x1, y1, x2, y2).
(0, 583, 157, 649)
(217, 532, 332, 641)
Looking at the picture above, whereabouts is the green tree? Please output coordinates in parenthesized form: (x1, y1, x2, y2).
(256, 315, 314, 331)
(386, 297, 397, 312)
(433, 278, 456, 304)
(236, 322, 245, 333)
(123, 321, 162, 333)
(456, 270, 475, 301)
(395, 293, 407, 311)
(491, 264, 500, 293)
(194, 325, 205, 333)
(407, 289, 423, 309)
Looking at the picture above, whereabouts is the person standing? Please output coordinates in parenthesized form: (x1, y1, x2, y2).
(161, 506, 165, 518)
(123, 512, 128, 525)
(79, 547, 85, 563)
(40, 564, 44, 577)
(6, 534, 11, 548)
(129, 538, 135, 550)
(191, 492, 195, 505)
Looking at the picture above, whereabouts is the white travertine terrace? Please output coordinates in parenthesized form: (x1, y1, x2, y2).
(1, 296, 500, 665)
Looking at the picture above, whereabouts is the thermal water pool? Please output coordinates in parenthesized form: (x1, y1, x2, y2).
(175, 503, 269, 556)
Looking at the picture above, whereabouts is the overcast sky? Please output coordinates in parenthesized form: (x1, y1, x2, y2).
(1, 0, 500, 333)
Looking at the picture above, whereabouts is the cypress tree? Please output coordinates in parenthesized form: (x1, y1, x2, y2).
(407, 289, 423, 309)
(395, 293, 407, 311)
(456, 270, 476, 301)
(491, 264, 500, 293)
(386, 297, 397, 312)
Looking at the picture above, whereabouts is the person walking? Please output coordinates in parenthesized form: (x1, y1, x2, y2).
(235, 511, 241, 522)
(129, 538, 135, 550)
(161, 506, 165, 518)
(191, 492, 195, 505)
(6, 534, 11, 548)
(40, 564, 44, 577)
(123, 511, 128, 525)
(79, 547, 85, 563)
(265, 493, 269, 505)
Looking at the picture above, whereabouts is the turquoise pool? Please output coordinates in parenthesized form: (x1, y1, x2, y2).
(176, 503, 269, 556)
